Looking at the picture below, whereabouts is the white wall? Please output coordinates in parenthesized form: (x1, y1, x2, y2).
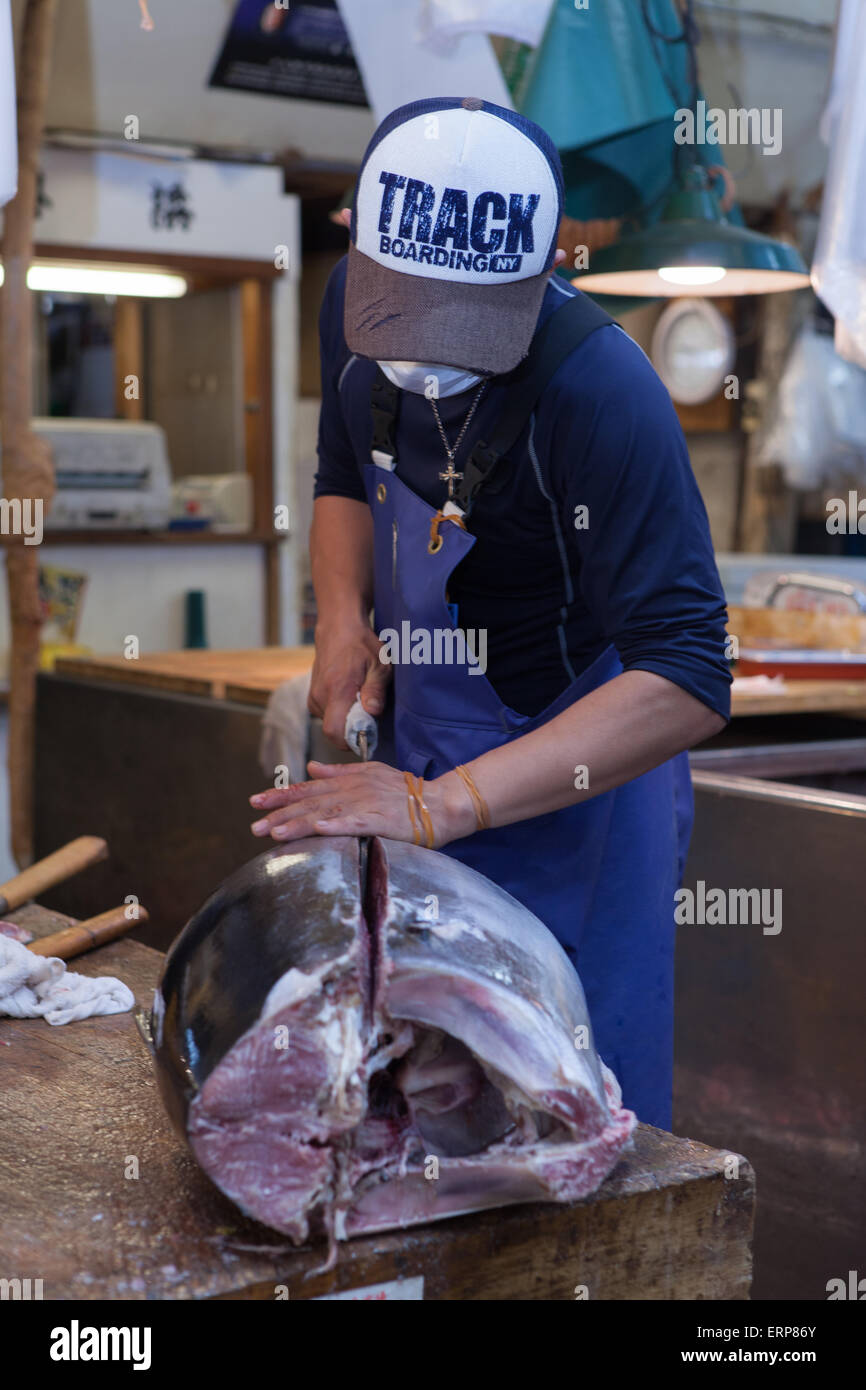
(697, 0, 837, 208)
(11, 0, 375, 165)
(0, 544, 265, 677)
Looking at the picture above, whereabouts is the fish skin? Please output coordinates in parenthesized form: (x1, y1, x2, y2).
(147, 836, 636, 1243)
(152, 838, 367, 1139)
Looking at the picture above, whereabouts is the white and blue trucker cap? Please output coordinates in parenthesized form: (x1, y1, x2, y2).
(344, 96, 564, 376)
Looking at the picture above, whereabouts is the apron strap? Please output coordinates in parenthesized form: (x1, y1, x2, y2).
(370, 368, 401, 468)
(454, 291, 615, 515)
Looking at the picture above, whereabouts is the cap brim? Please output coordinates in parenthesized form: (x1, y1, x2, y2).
(344, 243, 551, 376)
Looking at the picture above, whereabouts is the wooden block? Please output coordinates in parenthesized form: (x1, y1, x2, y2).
(51, 654, 215, 698)
(0, 907, 754, 1302)
(224, 1127, 755, 1302)
(53, 647, 315, 700)
(732, 677, 866, 717)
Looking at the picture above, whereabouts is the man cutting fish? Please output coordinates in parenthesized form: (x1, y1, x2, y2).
(250, 97, 731, 1130)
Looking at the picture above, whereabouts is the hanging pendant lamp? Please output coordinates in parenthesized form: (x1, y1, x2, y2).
(570, 0, 810, 300)
(573, 169, 810, 297)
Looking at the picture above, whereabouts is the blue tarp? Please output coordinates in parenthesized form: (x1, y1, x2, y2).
(516, 0, 739, 227)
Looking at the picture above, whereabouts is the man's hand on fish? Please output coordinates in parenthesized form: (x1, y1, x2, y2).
(251, 670, 725, 849)
(250, 761, 475, 847)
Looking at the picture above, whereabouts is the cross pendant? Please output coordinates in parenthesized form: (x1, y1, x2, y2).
(439, 458, 463, 500)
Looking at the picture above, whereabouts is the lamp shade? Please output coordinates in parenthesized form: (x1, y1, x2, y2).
(0, 0, 16, 208)
(574, 185, 810, 297)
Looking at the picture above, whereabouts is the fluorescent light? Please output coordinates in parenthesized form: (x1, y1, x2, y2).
(0, 262, 187, 297)
(658, 265, 726, 286)
(28, 264, 187, 297)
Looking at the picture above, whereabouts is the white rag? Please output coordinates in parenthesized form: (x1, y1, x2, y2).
(417, 0, 555, 53)
(0, 936, 134, 1026)
(260, 671, 313, 785)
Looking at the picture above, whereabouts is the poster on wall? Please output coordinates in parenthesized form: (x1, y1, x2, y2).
(208, 0, 368, 107)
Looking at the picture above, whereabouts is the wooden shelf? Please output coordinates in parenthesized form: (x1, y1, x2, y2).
(38, 529, 286, 546)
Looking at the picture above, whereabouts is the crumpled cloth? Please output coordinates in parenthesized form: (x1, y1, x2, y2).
(259, 671, 312, 785)
(0, 935, 134, 1026)
(418, 0, 554, 53)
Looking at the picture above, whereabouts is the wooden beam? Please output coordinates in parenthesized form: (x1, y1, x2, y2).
(0, 0, 58, 868)
(113, 297, 144, 419)
(239, 277, 278, 639)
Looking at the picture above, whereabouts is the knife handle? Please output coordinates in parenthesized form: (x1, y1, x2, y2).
(0, 837, 108, 915)
(28, 904, 148, 961)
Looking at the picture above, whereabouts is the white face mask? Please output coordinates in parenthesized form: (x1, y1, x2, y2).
(377, 359, 484, 397)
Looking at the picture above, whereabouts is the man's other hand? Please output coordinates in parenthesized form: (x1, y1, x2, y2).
(308, 622, 392, 749)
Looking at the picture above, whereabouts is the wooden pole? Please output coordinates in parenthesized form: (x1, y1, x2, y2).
(0, 0, 58, 867)
(114, 298, 145, 420)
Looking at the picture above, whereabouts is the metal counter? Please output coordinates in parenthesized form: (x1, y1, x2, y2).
(676, 754, 866, 1300)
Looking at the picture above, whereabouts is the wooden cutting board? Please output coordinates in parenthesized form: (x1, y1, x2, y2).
(53, 648, 315, 700)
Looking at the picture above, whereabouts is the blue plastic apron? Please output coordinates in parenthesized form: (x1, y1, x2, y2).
(363, 461, 693, 1129)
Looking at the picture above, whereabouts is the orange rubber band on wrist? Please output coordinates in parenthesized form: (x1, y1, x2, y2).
(455, 763, 490, 832)
(403, 770, 421, 845)
(410, 774, 435, 849)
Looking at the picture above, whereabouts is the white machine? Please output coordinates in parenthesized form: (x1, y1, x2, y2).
(26, 419, 173, 530)
(171, 473, 252, 532)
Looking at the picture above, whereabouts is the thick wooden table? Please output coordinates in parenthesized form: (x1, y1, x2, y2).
(53, 647, 866, 717)
(0, 907, 755, 1301)
(53, 648, 314, 702)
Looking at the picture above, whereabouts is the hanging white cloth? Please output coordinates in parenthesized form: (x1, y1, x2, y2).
(259, 671, 367, 781)
(756, 324, 866, 490)
(417, 0, 555, 54)
(336, 0, 511, 124)
(0, 0, 16, 208)
(812, 0, 866, 368)
(0, 935, 134, 1026)
(259, 671, 312, 784)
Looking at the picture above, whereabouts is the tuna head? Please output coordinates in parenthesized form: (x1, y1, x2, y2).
(148, 836, 635, 1248)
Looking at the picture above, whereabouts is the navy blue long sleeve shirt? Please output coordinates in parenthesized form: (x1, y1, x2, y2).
(314, 256, 731, 723)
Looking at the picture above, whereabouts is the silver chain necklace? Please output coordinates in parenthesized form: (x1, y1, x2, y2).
(429, 381, 487, 501)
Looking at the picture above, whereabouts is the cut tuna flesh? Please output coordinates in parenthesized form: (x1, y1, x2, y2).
(149, 836, 636, 1250)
